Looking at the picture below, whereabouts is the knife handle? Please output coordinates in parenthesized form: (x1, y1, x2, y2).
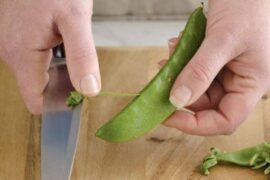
(53, 43, 65, 58)
(51, 44, 66, 67)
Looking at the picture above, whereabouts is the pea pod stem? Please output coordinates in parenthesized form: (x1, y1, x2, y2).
(99, 91, 140, 97)
(66, 91, 141, 108)
(100, 92, 194, 114)
(66, 91, 194, 114)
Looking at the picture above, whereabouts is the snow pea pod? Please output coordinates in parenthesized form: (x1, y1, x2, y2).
(96, 7, 207, 142)
(201, 143, 270, 175)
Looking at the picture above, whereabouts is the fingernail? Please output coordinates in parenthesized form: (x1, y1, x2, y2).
(169, 85, 192, 109)
(80, 74, 99, 96)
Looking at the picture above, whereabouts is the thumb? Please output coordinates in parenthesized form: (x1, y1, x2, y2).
(57, 13, 101, 97)
(169, 34, 239, 109)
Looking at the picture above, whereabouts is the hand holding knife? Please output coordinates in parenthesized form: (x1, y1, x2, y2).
(41, 44, 82, 180)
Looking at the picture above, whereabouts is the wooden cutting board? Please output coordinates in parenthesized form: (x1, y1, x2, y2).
(0, 47, 269, 180)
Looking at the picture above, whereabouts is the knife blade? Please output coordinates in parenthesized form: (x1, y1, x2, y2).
(41, 44, 82, 180)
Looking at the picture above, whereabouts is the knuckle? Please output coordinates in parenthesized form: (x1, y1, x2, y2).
(56, 2, 90, 22)
(219, 33, 236, 50)
(189, 61, 212, 84)
(69, 4, 90, 18)
(207, 27, 236, 46)
(69, 47, 97, 62)
(206, 30, 239, 57)
(69, 47, 96, 63)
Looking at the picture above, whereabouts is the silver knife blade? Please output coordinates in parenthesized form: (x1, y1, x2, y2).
(42, 48, 82, 180)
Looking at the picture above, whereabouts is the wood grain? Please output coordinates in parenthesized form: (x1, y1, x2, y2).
(0, 61, 41, 180)
(0, 47, 269, 180)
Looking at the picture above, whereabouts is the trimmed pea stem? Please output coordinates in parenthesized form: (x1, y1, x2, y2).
(99, 91, 195, 114)
(99, 91, 140, 97)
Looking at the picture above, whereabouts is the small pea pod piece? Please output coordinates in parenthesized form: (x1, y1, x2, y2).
(96, 7, 207, 142)
(201, 143, 270, 175)
(66, 91, 84, 108)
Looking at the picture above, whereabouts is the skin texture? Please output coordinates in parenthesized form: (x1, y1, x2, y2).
(165, 0, 270, 136)
(0, 0, 101, 114)
(96, 8, 206, 142)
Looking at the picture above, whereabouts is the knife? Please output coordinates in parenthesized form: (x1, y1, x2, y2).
(41, 44, 82, 180)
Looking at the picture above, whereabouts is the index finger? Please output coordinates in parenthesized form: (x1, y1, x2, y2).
(56, 3, 101, 96)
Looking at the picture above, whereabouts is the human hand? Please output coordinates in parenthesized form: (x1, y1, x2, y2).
(0, 0, 100, 114)
(164, 0, 270, 135)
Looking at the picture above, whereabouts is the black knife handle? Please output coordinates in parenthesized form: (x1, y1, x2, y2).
(53, 43, 65, 58)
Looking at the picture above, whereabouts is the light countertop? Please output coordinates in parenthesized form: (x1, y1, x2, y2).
(92, 21, 187, 46)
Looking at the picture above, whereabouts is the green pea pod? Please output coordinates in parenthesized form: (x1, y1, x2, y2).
(201, 143, 270, 175)
(96, 7, 207, 142)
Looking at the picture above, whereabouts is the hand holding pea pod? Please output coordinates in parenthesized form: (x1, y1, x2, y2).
(96, 7, 207, 142)
(96, 0, 270, 142)
(164, 0, 270, 135)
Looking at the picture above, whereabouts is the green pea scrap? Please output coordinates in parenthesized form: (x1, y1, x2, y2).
(96, 7, 207, 142)
(66, 91, 84, 108)
(201, 142, 270, 175)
